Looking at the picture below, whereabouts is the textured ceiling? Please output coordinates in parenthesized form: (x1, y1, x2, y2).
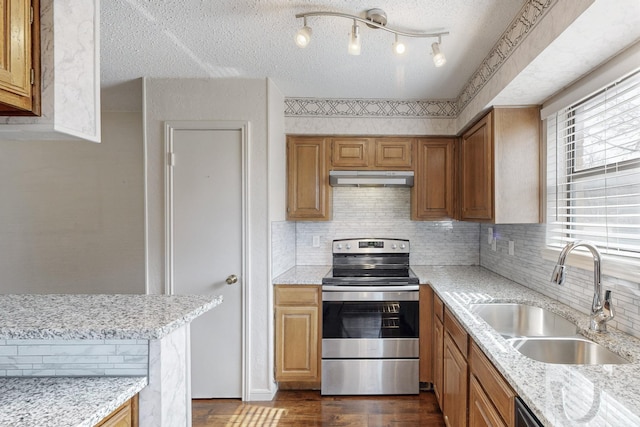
(100, 0, 527, 105)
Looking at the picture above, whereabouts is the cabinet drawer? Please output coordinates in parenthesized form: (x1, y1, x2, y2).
(275, 286, 319, 306)
(444, 307, 468, 357)
(434, 294, 444, 323)
(470, 341, 515, 425)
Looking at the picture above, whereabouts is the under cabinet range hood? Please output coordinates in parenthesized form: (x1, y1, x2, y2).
(329, 171, 414, 187)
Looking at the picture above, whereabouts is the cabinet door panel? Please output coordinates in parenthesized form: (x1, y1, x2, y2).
(433, 316, 444, 407)
(443, 333, 468, 427)
(461, 113, 493, 221)
(0, 0, 33, 112)
(287, 137, 331, 220)
(374, 138, 413, 168)
(419, 285, 434, 383)
(275, 306, 319, 381)
(332, 138, 371, 167)
(413, 139, 455, 220)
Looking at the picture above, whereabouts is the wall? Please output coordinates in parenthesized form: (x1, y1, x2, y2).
(0, 112, 145, 293)
(480, 224, 640, 339)
(143, 78, 281, 400)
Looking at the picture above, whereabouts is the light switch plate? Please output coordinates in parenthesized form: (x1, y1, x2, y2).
(508, 241, 515, 256)
(488, 227, 494, 244)
(491, 238, 497, 251)
(312, 236, 320, 247)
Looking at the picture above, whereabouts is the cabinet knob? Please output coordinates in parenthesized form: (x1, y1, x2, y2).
(226, 274, 239, 285)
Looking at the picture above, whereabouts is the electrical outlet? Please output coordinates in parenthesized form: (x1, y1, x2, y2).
(491, 238, 497, 251)
(508, 240, 515, 256)
(312, 236, 320, 247)
(488, 227, 494, 244)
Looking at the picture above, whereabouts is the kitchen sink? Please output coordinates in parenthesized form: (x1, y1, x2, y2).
(508, 337, 630, 365)
(470, 303, 578, 337)
(470, 303, 630, 365)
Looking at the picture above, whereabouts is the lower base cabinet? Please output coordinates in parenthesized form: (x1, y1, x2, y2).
(443, 332, 468, 427)
(469, 376, 506, 427)
(433, 295, 517, 427)
(274, 285, 321, 389)
(95, 394, 138, 427)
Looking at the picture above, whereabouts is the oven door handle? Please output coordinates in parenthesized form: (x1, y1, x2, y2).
(322, 285, 419, 292)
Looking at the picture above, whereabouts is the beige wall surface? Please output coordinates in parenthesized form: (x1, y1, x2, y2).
(0, 112, 145, 293)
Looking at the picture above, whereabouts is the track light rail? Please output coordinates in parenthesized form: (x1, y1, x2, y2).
(295, 11, 449, 39)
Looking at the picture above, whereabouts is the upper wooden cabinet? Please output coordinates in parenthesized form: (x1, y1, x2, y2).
(0, 0, 101, 142)
(460, 107, 541, 223)
(412, 138, 456, 220)
(331, 137, 413, 169)
(0, 0, 40, 115)
(286, 136, 332, 220)
(331, 138, 370, 167)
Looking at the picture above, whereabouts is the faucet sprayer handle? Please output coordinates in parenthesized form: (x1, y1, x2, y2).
(604, 290, 614, 319)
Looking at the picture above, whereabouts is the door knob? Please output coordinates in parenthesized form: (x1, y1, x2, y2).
(226, 274, 238, 285)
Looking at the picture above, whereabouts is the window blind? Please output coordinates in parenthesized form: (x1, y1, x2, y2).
(546, 69, 640, 258)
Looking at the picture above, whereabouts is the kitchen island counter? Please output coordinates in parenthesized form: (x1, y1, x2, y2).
(414, 265, 640, 427)
(0, 376, 147, 427)
(0, 294, 223, 340)
(0, 294, 223, 426)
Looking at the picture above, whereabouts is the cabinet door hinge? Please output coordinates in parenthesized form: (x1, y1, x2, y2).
(168, 152, 176, 166)
(30, 6, 34, 25)
(30, 69, 35, 85)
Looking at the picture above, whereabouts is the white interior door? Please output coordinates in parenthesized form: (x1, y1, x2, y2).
(166, 122, 245, 398)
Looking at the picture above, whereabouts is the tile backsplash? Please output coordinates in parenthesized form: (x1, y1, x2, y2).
(274, 187, 479, 267)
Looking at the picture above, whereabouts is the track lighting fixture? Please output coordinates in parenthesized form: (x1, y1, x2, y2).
(392, 34, 406, 55)
(294, 8, 449, 66)
(295, 17, 312, 48)
(348, 20, 361, 55)
(431, 39, 447, 67)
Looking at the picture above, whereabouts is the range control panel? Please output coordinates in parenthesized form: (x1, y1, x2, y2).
(332, 238, 409, 254)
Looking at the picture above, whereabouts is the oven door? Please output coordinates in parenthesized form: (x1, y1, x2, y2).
(322, 286, 419, 358)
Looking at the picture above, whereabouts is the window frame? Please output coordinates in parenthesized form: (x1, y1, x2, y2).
(543, 70, 640, 283)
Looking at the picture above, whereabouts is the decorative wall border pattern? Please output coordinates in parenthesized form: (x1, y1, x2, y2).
(456, 0, 554, 112)
(284, 0, 555, 119)
(284, 98, 458, 118)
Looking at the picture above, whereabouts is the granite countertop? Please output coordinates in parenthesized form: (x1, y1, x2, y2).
(0, 294, 223, 340)
(0, 376, 147, 427)
(273, 265, 330, 285)
(414, 265, 640, 427)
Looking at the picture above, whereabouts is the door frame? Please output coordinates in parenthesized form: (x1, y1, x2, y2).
(163, 120, 249, 399)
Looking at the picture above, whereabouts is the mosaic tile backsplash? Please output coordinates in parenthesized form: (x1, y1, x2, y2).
(273, 187, 479, 267)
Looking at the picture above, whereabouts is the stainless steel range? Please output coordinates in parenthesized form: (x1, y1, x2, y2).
(321, 238, 419, 395)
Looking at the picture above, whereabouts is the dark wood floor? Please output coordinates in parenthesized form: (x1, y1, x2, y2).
(192, 390, 445, 426)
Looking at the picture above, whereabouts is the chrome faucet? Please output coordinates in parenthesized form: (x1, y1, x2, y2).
(550, 241, 614, 332)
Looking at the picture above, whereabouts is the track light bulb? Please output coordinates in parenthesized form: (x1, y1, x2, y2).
(431, 42, 446, 67)
(392, 35, 406, 55)
(348, 21, 361, 56)
(295, 25, 312, 48)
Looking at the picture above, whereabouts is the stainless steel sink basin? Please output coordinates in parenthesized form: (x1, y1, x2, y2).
(508, 337, 630, 365)
(470, 303, 578, 337)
